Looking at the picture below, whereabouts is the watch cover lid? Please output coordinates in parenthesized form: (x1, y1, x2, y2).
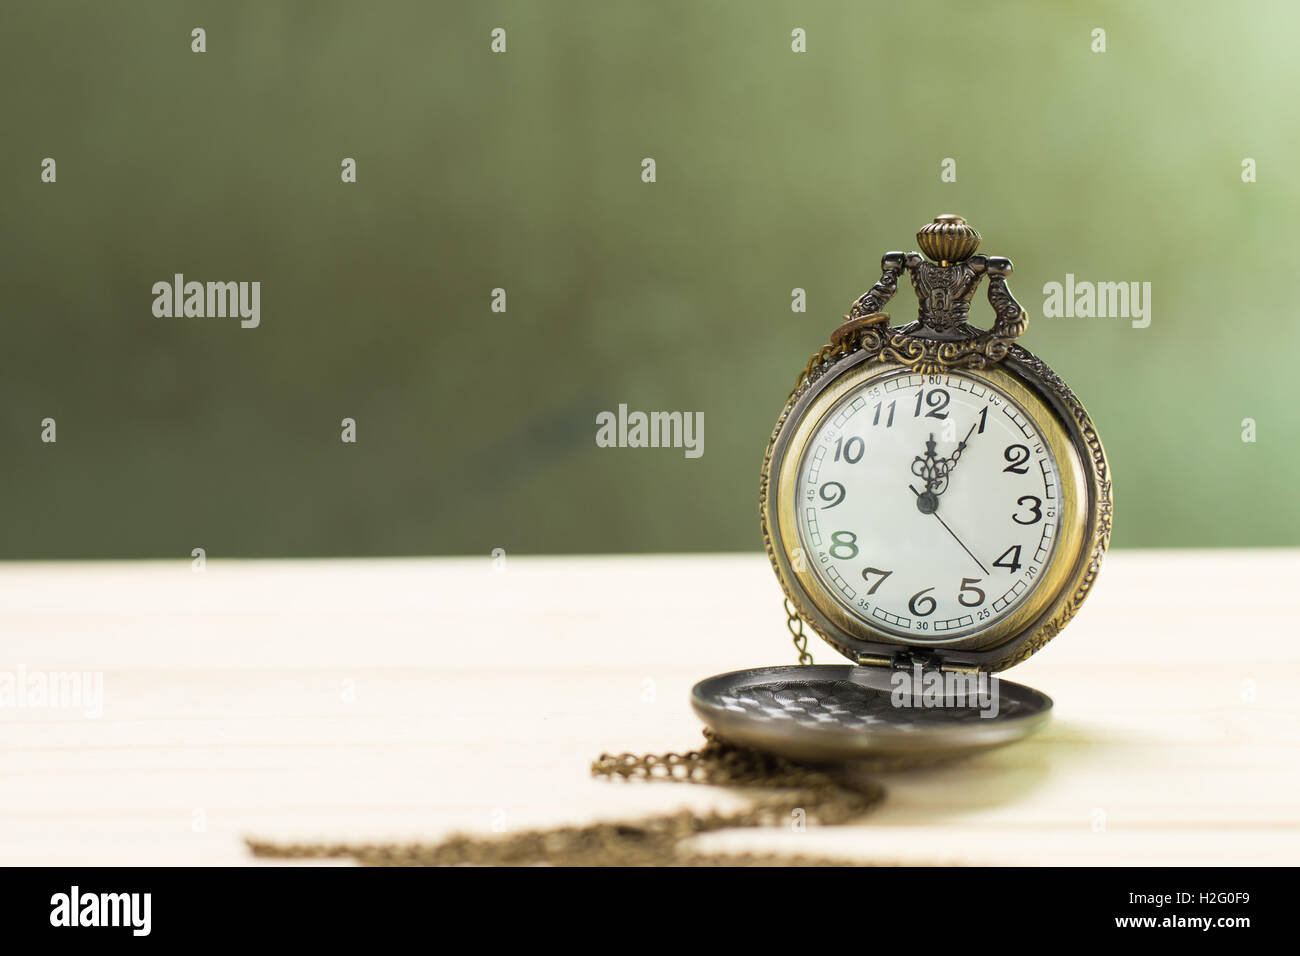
(691, 664, 1051, 763)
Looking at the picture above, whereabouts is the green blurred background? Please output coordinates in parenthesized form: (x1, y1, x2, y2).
(3, 0, 1297, 558)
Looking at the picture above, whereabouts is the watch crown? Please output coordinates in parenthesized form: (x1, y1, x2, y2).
(917, 214, 981, 264)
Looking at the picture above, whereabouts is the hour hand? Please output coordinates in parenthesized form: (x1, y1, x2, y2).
(910, 433, 944, 513)
(912, 423, 978, 513)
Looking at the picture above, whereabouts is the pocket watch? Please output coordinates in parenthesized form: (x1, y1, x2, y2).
(693, 215, 1112, 762)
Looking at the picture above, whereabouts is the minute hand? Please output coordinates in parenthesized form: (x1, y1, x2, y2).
(938, 422, 979, 486)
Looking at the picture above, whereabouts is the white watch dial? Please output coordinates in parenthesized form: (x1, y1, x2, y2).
(795, 370, 1061, 643)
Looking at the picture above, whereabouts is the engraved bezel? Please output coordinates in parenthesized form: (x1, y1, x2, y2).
(761, 345, 1110, 673)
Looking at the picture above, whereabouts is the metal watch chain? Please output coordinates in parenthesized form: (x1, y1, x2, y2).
(247, 730, 884, 866)
(246, 340, 892, 866)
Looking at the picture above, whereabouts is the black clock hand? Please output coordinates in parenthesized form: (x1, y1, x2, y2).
(910, 434, 943, 513)
(943, 423, 979, 476)
(911, 422, 979, 515)
(908, 484, 989, 574)
(910, 435, 938, 485)
(931, 422, 978, 493)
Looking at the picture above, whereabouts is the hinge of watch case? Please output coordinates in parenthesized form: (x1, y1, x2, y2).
(858, 649, 982, 675)
(892, 650, 934, 671)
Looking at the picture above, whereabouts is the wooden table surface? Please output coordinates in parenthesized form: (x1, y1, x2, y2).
(2, 550, 1297, 866)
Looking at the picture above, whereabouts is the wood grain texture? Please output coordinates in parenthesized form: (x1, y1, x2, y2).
(2, 550, 1297, 866)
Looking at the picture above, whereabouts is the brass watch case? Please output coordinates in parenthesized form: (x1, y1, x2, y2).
(760, 344, 1111, 673)
(695, 216, 1113, 762)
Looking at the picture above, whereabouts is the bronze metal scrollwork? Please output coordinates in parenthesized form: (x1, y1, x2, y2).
(832, 214, 1029, 374)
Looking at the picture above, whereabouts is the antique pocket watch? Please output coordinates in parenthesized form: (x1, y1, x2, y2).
(693, 215, 1112, 762)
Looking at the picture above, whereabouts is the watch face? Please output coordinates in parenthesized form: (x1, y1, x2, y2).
(793, 369, 1062, 644)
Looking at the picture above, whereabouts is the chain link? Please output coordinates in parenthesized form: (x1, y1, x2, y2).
(789, 342, 847, 405)
(246, 731, 885, 866)
(784, 597, 814, 665)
